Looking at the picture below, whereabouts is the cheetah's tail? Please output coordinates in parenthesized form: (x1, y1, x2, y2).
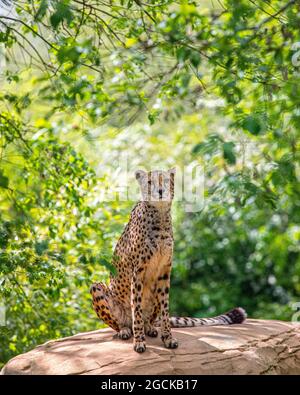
(168, 307, 247, 328)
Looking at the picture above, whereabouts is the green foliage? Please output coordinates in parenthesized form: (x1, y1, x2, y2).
(0, 0, 300, 367)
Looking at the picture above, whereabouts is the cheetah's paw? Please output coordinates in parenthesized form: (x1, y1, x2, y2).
(134, 341, 146, 353)
(146, 328, 158, 337)
(163, 337, 178, 349)
(117, 327, 132, 340)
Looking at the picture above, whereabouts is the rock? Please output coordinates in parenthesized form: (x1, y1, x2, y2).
(1, 319, 300, 375)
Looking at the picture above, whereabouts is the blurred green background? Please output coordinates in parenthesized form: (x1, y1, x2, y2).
(0, 0, 300, 367)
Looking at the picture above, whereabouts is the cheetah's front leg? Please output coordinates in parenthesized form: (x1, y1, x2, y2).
(157, 264, 178, 349)
(131, 268, 146, 353)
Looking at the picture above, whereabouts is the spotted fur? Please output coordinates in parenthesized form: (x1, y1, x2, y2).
(90, 169, 246, 353)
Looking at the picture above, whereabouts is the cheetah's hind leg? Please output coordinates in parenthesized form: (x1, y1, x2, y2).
(90, 282, 120, 332)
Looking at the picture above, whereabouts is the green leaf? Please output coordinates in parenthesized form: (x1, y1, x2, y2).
(34, 0, 48, 21)
(35, 240, 49, 256)
(57, 45, 81, 65)
(192, 134, 223, 155)
(192, 142, 204, 154)
(100, 257, 117, 277)
(148, 109, 161, 125)
(189, 51, 201, 68)
(223, 142, 236, 165)
(176, 47, 190, 62)
(242, 115, 262, 135)
(50, 1, 73, 29)
(0, 171, 9, 189)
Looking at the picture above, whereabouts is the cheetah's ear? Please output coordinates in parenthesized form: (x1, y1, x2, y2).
(135, 169, 146, 181)
(168, 167, 176, 175)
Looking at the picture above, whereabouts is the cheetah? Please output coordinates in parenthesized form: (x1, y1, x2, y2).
(90, 168, 247, 353)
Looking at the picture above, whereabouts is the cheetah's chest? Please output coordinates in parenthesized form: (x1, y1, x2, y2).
(142, 239, 172, 316)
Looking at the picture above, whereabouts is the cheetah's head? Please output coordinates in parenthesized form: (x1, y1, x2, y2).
(135, 168, 176, 206)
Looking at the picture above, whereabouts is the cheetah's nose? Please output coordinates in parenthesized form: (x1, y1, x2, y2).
(158, 189, 163, 197)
